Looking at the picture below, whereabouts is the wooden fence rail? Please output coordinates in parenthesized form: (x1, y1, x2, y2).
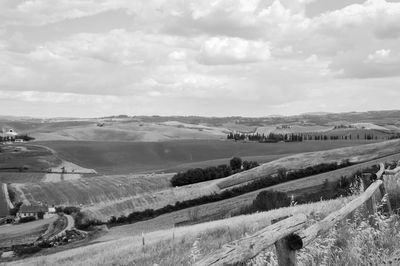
(196, 163, 393, 266)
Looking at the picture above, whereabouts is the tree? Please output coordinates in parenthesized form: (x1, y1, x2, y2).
(230, 157, 242, 171)
(252, 190, 291, 211)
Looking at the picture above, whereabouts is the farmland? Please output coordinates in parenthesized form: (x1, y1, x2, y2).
(10, 140, 400, 222)
(0, 145, 61, 172)
(35, 140, 376, 175)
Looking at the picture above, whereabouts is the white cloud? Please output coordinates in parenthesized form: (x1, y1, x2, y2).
(365, 49, 391, 63)
(198, 36, 270, 65)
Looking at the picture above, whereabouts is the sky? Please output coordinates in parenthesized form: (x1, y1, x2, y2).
(1, 0, 400, 118)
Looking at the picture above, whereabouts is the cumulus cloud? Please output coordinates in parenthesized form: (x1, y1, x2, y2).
(198, 36, 270, 65)
(0, 0, 400, 117)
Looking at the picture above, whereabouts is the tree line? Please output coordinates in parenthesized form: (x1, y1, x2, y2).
(170, 157, 259, 186)
(228, 131, 400, 142)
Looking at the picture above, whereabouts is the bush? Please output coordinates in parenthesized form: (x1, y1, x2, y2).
(19, 216, 36, 223)
(252, 190, 291, 211)
(230, 157, 242, 171)
(12, 245, 41, 256)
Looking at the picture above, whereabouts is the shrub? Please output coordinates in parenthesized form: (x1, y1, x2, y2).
(230, 157, 242, 171)
(252, 190, 291, 212)
(19, 216, 36, 223)
(12, 245, 41, 256)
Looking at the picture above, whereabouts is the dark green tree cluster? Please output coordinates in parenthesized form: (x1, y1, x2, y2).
(171, 157, 259, 186)
(252, 190, 291, 212)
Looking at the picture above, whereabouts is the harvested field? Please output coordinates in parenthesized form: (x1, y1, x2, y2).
(11, 173, 176, 213)
(0, 172, 45, 184)
(36, 140, 374, 175)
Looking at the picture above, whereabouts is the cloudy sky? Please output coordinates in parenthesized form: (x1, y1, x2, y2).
(1, 0, 400, 117)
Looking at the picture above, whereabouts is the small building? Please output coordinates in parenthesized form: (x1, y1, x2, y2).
(17, 204, 47, 220)
(44, 206, 57, 219)
(1, 128, 18, 142)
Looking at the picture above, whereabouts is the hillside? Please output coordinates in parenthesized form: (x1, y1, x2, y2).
(1, 110, 400, 143)
(10, 140, 400, 222)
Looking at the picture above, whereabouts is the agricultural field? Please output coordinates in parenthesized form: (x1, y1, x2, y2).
(35, 140, 375, 175)
(11, 140, 400, 222)
(10, 173, 175, 212)
(0, 183, 9, 218)
(255, 125, 334, 135)
(0, 145, 61, 172)
(0, 173, 45, 184)
(30, 120, 228, 142)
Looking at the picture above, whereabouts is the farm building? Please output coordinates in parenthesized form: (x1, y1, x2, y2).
(1, 128, 18, 141)
(16, 204, 47, 220)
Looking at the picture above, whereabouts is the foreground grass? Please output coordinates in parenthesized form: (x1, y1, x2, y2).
(9, 195, 400, 266)
(8, 197, 352, 266)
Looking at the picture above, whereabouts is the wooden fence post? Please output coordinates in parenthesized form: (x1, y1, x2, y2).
(377, 163, 392, 216)
(272, 217, 302, 266)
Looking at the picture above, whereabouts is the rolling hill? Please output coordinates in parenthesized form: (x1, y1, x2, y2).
(9, 139, 400, 222)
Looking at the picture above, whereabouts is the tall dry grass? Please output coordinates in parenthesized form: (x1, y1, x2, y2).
(9, 197, 352, 266)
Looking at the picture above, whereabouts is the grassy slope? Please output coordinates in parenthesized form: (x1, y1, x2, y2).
(30, 121, 228, 142)
(97, 152, 400, 241)
(35, 140, 374, 175)
(215, 139, 400, 189)
(12, 173, 174, 207)
(9, 197, 352, 266)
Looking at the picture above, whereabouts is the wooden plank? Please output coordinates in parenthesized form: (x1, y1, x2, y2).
(195, 214, 307, 266)
(376, 163, 385, 179)
(297, 180, 383, 247)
